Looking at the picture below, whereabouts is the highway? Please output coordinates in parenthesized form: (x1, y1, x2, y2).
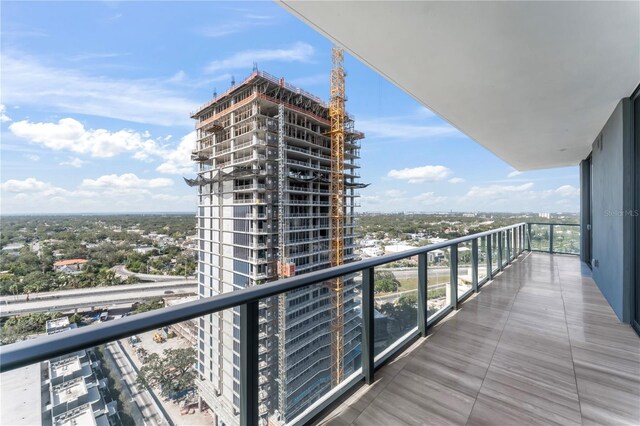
(111, 264, 195, 283)
(0, 280, 197, 317)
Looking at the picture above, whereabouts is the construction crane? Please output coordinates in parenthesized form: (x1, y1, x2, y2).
(329, 46, 346, 386)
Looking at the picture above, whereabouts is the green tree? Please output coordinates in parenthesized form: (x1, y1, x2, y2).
(132, 297, 164, 314)
(1, 311, 62, 345)
(374, 270, 400, 294)
(136, 348, 196, 398)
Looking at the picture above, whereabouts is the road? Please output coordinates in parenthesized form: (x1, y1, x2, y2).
(0, 280, 197, 317)
(105, 340, 170, 426)
(374, 282, 448, 305)
(377, 266, 451, 280)
(112, 264, 195, 282)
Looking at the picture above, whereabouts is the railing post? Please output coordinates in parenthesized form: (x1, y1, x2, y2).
(519, 225, 524, 254)
(240, 301, 259, 426)
(549, 224, 554, 254)
(362, 267, 375, 384)
(527, 223, 532, 251)
(418, 253, 428, 337)
(506, 229, 512, 264)
(497, 232, 504, 271)
(471, 239, 479, 293)
(450, 244, 458, 310)
(487, 235, 493, 280)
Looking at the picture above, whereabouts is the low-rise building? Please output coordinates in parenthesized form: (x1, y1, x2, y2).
(133, 246, 155, 255)
(53, 259, 88, 274)
(0, 316, 118, 426)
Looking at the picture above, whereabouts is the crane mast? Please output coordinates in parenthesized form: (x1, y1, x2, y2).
(329, 47, 346, 386)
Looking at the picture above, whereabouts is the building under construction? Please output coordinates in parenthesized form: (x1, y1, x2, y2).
(189, 66, 364, 425)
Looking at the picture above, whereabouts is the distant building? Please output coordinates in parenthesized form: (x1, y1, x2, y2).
(133, 246, 155, 255)
(1, 242, 23, 254)
(0, 316, 116, 426)
(361, 246, 384, 258)
(46, 317, 76, 335)
(53, 259, 88, 274)
(538, 212, 551, 219)
(45, 350, 116, 426)
(428, 249, 446, 263)
(384, 243, 418, 261)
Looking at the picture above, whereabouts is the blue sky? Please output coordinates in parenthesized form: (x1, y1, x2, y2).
(0, 1, 579, 214)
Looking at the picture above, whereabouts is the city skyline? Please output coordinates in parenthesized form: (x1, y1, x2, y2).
(0, 1, 579, 215)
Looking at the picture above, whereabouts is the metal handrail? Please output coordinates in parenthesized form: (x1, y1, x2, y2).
(0, 222, 527, 373)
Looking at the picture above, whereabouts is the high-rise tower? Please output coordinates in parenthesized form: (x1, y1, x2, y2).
(188, 71, 364, 425)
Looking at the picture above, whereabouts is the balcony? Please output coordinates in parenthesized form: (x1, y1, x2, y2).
(1, 223, 638, 426)
(319, 252, 640, 425)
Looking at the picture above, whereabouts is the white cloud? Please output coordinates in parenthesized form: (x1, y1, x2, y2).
(448, 177, 465, 184)
(1, 177, 51, 193)
(0, 175, 190, 214)
(9, 118, 162, 158)
(388, 165, 452, 184)
(360, 195, 381, 205)
(24, 154, 40, 161)
(60, 157, 85, 168)
(507, 169, 523, 178)
(384, 189, 406, 198)
(81, 173, 173, 189)
(413, 192, 448, 205)
(197, 14, 275, 38)
(156, 132, 196, 175)
(9, 117, 196, 175)
(463, 182, 535, 200)
(69, 52, 125, 62)
(0, 104, 11, 122)
(555, 185, 579, 198)
(415, 106, 436, 117)
(2, 53, 196, 126)
(357, 119, 459, 140)
(204, 42, 314, 73)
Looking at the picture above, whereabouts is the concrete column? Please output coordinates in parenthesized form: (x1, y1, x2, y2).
(580, 159, 591, 264)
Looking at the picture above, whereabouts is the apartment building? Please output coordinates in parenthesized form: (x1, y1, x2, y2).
(189, 71, 364, 425)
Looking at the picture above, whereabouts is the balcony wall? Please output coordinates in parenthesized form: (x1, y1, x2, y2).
(584, 98, 635, 322)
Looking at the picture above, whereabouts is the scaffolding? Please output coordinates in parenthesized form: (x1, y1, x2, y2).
(329, 47, 346, 386)
(188, 68, 364, 423)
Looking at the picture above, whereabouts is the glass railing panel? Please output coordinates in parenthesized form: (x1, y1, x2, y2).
(552, 224, 580, 255)
(264, 277, 362, 423)
(490, 233, 499, 273)
(373, 266, 418, 358)
(478, 236, 488, 283)
(529, 224, 551, 252)
(1, 350, 124, 426)
(428, 247, 452, 321)
(500, 231, 508, 267)
(456, 242, 473, 300)
(0, 307, 207, 426)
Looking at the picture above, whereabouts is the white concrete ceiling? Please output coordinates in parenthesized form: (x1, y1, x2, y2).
(279, 1, 640, 170)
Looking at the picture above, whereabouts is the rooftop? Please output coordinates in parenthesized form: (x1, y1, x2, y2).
(50, 357, 82, 380)
(52, 404, 97, 426)
(319, 253, 640, 425)
(0, 363, 42, 426)
(46, 317, 71, 334)
(53, 259, 88, 267)
(52, 377, 87, 406)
